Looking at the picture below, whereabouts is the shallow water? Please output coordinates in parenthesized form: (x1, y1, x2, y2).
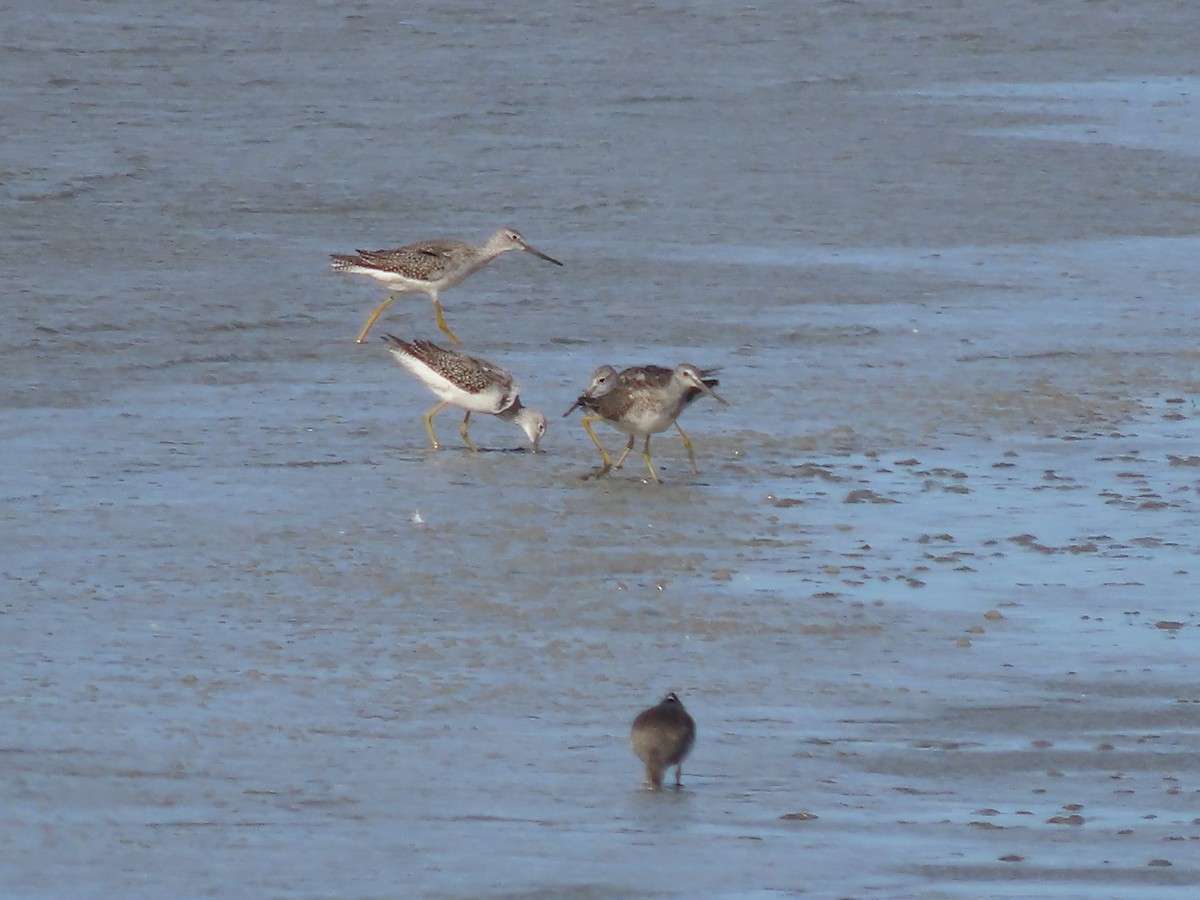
(3, 2, 1200, 897)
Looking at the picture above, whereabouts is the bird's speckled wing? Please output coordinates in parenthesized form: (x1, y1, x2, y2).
(407, 339, 517, 398)
(338, 239, 471, 280)
(591, 382, 638, 422)
(619, 365, 719, 389)
(617, 365, 674, 389)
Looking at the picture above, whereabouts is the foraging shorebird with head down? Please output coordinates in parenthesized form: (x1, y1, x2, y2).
(382, 334, 546, 452)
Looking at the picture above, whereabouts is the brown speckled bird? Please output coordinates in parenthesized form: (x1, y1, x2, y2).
(331, 227, 562, 344)
(381, 335, 546, 452)
(564, 363, 726, 482)
(630, 692, 697, 790)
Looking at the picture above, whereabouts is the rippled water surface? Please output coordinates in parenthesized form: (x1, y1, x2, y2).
(3, 2, 1200, 897)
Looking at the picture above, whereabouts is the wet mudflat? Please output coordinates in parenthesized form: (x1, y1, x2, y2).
(3, 2, 1200, 897)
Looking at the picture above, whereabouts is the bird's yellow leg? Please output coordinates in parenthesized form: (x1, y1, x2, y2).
(611, 435, 636, 470)
(431, 294, 461, 345)
(423, 401, 448, 450)
(640, 436, 660, 483)
(356, 295, 396, 344)
(459, 411, 478, 452)
(674, 422, 699, 474)
(581, 415, 613, 479)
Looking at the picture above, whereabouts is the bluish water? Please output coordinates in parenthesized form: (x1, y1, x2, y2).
(3, 2, 1200, 897)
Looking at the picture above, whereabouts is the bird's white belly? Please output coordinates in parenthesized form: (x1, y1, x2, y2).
(608, 407, 677, 435)
(435, 383, 506, 414)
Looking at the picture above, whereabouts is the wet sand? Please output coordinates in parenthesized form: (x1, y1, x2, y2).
(3, 1, 1200, 897)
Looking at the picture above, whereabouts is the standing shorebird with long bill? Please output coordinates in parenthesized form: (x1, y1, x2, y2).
(564, 362, 727, 482)
(331, 228, 562, 344)
(382, 335, 546, 452)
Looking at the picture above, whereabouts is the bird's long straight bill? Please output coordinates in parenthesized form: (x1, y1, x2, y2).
(695, 380, 729, 406)
(522, 242, 563, 266)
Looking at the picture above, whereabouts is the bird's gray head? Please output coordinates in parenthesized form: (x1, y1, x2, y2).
(561, 364, 621, 417)
(496, 227, 563, 267)
(585, 364, 621, 399)
(516, 407, 547, 452)
(676, 364, 729, 406)
(662, 692, 684, 707)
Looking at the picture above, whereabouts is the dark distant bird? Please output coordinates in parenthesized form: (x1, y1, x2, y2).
(564, 363, 726, 482)
(382, 335, 546, 452)
(331, 227, 562, 344)
(630, 692, 697, 790)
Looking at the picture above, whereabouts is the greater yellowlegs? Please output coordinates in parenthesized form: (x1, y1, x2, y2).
(630, 692, 697, 790)
(564, 363, 727, 482)
(382, 334, 546, 452)
(332, 228, 562, 344)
